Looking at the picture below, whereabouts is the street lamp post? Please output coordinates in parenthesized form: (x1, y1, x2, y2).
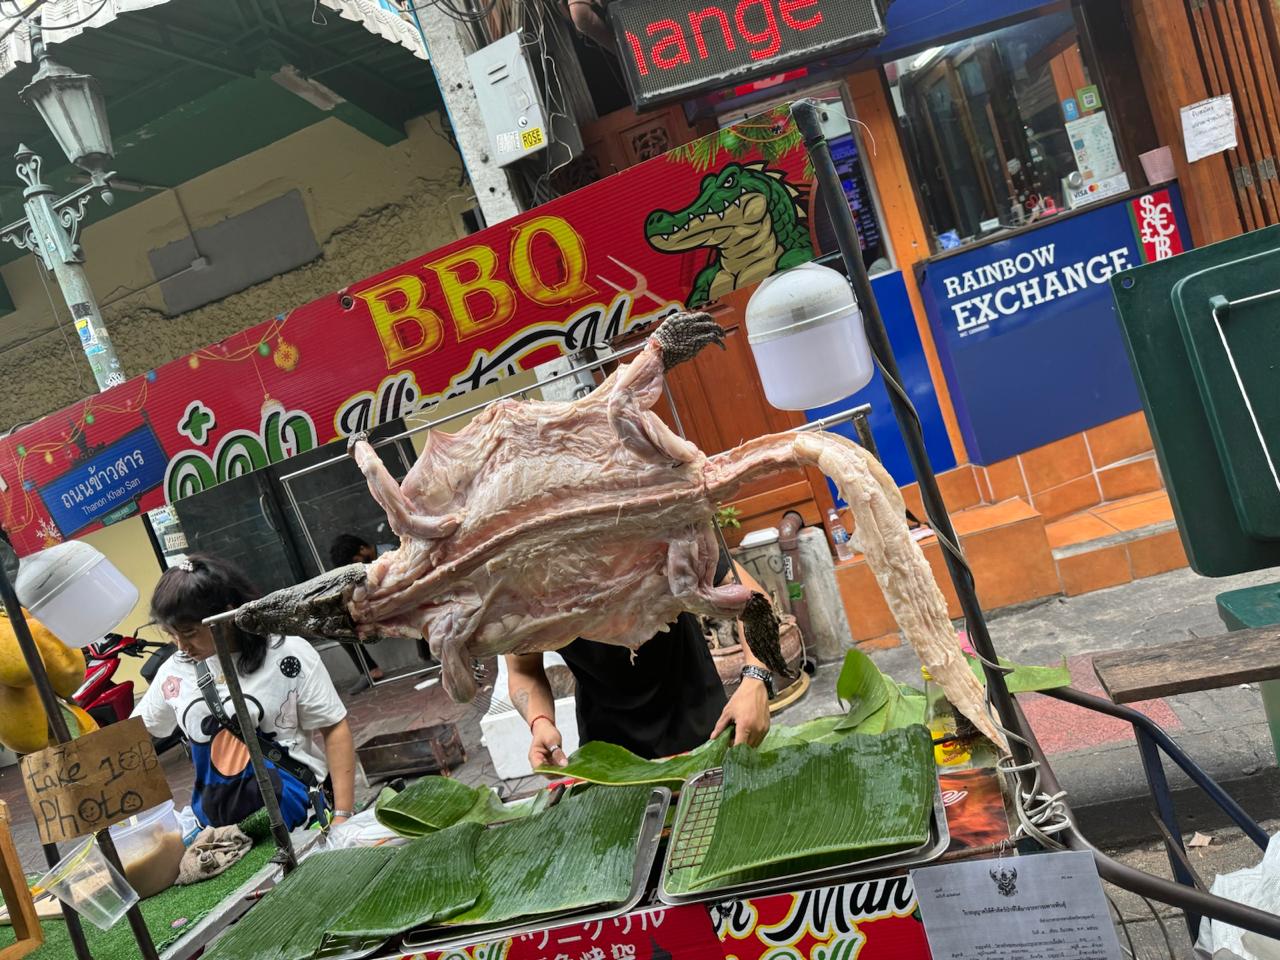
(0, 18, 123, 392)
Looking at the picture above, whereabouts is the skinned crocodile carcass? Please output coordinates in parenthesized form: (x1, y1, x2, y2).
(236, 312, 1006, 749)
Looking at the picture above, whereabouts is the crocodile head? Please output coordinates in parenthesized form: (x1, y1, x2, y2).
(234, 563, 367, 640)
(646, 162, 791, 253)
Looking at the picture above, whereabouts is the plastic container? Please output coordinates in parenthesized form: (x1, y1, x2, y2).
(37, 835, 139, 930)
(922, 667, 975, 768)
(109, 800, 185, 899)
(745, 262, 874, 411)
(15, 541, 139, 647)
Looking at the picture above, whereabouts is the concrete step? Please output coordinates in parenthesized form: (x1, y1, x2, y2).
(1047, 491, 1189, 596)
(835, 497, 1061, 647)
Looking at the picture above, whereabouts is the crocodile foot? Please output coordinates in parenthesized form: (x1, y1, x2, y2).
(655, 311, 726, 370)
(742, 591, 790, 679)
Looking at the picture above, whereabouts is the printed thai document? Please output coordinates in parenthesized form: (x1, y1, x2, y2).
(911, 849, 1122, 960)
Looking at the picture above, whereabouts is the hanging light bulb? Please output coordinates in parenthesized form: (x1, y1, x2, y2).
(745, 262, 874, 411)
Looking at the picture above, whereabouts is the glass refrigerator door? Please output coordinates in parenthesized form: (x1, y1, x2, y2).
(271, 423, 416, 578)
(171, 470, 309, 594)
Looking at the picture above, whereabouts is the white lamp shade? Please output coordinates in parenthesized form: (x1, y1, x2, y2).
(16, 541, 137, 647)
(20, 60, 113, 173)
(745, 262, 875, 411)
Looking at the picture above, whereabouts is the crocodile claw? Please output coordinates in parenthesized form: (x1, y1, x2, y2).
(742, 591, 791, 681)
(655, 311, 726, 370)
(347, 431, 370, 456)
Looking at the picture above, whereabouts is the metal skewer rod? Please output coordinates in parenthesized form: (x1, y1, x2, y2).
(277, 339, 653, 485)
(206, 618, 298, 872)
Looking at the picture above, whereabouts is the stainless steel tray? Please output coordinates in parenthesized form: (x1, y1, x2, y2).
(396, 786, 671, 953)
(656, 769, 949, 905)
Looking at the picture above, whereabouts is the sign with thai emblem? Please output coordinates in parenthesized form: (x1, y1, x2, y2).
(0, 108, 819, 554)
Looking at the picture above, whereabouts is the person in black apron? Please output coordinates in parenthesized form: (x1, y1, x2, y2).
(505, 550, 776, 765)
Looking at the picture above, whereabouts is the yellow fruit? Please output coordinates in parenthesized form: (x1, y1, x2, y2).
(0, 683, 53, 754)
(39, 632, 85, 699)
(63, 702, 99, 739)
(0, 610, 85, 696)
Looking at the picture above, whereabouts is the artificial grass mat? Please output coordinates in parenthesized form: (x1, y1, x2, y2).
(0, 841, 278, 959)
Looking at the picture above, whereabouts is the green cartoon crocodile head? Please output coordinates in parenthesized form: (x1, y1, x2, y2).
(646, 161, 813, 308)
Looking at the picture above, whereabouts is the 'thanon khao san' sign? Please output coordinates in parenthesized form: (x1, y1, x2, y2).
(610, 0, 890, 109)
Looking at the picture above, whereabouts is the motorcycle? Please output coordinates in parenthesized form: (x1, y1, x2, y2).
(76, 629, 183, 754)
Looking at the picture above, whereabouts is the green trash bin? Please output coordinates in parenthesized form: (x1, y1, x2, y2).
(1217, 582, 1280, 764)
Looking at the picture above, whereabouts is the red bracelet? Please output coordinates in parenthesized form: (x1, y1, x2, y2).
(529, 714, 553, 731)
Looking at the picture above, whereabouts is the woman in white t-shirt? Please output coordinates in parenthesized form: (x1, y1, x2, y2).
(133, 555, 356, 829)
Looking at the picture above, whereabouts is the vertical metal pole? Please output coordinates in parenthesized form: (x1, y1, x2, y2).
(43, 248, 124, 392)
(210, 623, 298, 872)
(0, 558, 158, 959)
(40, 841, 94, 960)
(1134, 728, 1201, 939)
(12, 145, 124, 393)
(790, 99, 1031, 773)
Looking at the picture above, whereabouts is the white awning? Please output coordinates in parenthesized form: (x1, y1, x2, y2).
(0, 0, 426, 81)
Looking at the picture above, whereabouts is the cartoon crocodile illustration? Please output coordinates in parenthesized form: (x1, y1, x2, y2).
(645, 161, 814, 308)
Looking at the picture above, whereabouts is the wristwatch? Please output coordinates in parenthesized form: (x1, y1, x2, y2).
(331, 809, 355, 820)
(740, 665, 775, 698)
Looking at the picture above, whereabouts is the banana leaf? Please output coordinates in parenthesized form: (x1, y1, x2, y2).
(967, 654, 1071, 693)
(445, 783, 652, 926)
(837, 673, 927, 733)
(203, 848, 394, 960)
(318, 822, 483, 955)
(691, 726, 935, 889)
(756, 714, 850, 751)
(834, 648, 890, 728)
(543, 712, 873, 786)
(535, 732, 731, 786)
(375, 776, 512, 837)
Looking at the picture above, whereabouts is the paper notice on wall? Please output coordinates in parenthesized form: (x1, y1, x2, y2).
(912, 850, 1123, 960)
(1181, 95, 1237, 162)
(1065, 112, 1123, 184)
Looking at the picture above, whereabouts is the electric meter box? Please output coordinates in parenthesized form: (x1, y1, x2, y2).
(1112, 224, 1280, 577)
(466, 31, 582, 169)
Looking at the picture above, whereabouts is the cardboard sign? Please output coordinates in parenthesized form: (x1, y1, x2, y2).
(20, 718, 171, 845)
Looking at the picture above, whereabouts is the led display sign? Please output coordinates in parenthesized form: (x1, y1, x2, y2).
(610, 0, 890, 109)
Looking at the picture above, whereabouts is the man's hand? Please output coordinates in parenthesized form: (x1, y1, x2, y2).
(711, 677, 771, 747)
(529, 716, 569, 771)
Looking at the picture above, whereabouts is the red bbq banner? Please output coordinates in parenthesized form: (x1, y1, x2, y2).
(0, 108, 819, 555)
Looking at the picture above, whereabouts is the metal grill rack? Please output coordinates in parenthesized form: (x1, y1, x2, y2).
(658, 767, 949, 906)
(666, 769, 724, 871)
